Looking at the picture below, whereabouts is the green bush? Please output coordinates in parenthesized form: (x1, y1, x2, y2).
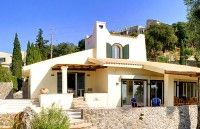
(0, 65, 12, 82)
(184, 48, 193, 59)
(157, 55, 169, 63)
(31, 104, 70, 129)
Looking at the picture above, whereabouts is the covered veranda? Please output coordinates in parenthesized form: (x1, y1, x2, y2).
(51, 63, 107, 97)
(87, 58, 200, 107)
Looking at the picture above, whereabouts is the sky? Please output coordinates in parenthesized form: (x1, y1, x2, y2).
(0, 0, 187, 53)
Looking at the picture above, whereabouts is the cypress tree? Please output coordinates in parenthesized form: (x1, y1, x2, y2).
(11, 33, 22, 89)
(26, 41, 31, 65)
(26, 43, 42, 65)
(33, 44, 42, 63)
(179, 40, 186, 65)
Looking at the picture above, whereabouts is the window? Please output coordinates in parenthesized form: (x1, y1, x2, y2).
(112, 44, 122, 59)
(174, 81, 197, 98)
(0, 58, 6, 63)
(106, 43, 129, 59)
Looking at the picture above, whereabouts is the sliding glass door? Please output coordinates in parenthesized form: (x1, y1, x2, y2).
(121, 79, 148, 106)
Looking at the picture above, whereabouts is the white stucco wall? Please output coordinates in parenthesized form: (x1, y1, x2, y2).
(85, 21, 147, 61)
(40, 93, 73, 109)
(24, 49, 95, 99)
(106, 67, 164, 108)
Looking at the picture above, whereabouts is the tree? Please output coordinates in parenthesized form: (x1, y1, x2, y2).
(172, 22, 189, 65)
(26, 43, 42, 65)
(145, 23, 177, 59)
(36, 29, 49, 60)
(172, 22, 188, 46)
(11, 33, 22, 90)
(184, 1, 200, 128)
(179, 40, 186, 65)
(53, 42, 78, 58)
(26, 41, 31, 65)
(78, 39, 85, 51)
(184, 0, 200, 66)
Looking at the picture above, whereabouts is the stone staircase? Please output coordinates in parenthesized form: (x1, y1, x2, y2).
(72, 97, 88, 109)
(69, 97, 97, 129)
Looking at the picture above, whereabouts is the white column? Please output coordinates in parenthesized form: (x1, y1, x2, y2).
(164, 74, 174, 106)
(61, 66, 68, 94)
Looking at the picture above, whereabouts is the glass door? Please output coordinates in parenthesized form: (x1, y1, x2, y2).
(150, 80, 164, 105)
(121, 79, 148, 107)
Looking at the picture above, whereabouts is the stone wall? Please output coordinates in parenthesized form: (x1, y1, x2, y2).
(0, 114, 15, 127)
(0, 82, 13, 99)
(83, 105, 197, 129)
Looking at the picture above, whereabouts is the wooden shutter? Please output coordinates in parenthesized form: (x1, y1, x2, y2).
(123, 44, 129, 59)
(106, 43, 112, 58)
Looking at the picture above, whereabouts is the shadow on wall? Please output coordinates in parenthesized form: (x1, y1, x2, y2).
(32, 69, 57, 99)
(166, 106, 175, 116)
(5, 90, 13, 99)
(178, 106, 191, 129)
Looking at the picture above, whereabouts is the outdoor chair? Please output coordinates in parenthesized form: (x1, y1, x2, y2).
(131, 97, 137, 107)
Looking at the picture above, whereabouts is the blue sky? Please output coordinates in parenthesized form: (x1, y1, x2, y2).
(0, 0, 187, 53)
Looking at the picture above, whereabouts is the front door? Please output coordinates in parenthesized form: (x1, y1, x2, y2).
(121, 79, 148, 106)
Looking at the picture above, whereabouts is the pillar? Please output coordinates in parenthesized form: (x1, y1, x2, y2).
(164, 74, 174, 106)
(61, 66, 68, 94)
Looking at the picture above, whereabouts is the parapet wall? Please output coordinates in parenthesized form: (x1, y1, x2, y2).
(83, 105, 197, 129)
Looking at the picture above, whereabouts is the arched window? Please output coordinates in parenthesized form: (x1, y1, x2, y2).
(112, 44, 122, 59)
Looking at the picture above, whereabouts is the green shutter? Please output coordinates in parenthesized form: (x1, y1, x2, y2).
(106, 43, 112, 58)
(123, 44, 129, 59)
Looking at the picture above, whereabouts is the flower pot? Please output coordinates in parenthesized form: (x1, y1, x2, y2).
(40, 88, 49, 94)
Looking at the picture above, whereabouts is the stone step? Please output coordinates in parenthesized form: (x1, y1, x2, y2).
(70, 122, 94, 129)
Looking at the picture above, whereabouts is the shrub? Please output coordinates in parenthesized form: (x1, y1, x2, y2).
(157, 55, 169, 63)
(0, 66, 12, 82)
(31, 104, 70, 129)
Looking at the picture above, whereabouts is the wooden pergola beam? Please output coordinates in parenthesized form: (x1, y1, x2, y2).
(52, 64, 107, 71)
(165, 70, 200, 77)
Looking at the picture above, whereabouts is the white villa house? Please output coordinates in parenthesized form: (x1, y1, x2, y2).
(23, 21, 200, 109)
(0, 51, 26, 68)
(0, 52, 12, 67)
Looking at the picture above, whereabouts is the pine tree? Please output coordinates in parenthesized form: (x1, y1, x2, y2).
(11, 33, 22, 89)
(36, 29, 48, 60)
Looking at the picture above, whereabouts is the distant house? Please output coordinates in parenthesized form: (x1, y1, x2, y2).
(119, 25, 145, 35)
(0, 51, 26, 67)
(0, 52, 12, 67)
(146, 19, 160, 28)
(23, 21, 200, 109)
